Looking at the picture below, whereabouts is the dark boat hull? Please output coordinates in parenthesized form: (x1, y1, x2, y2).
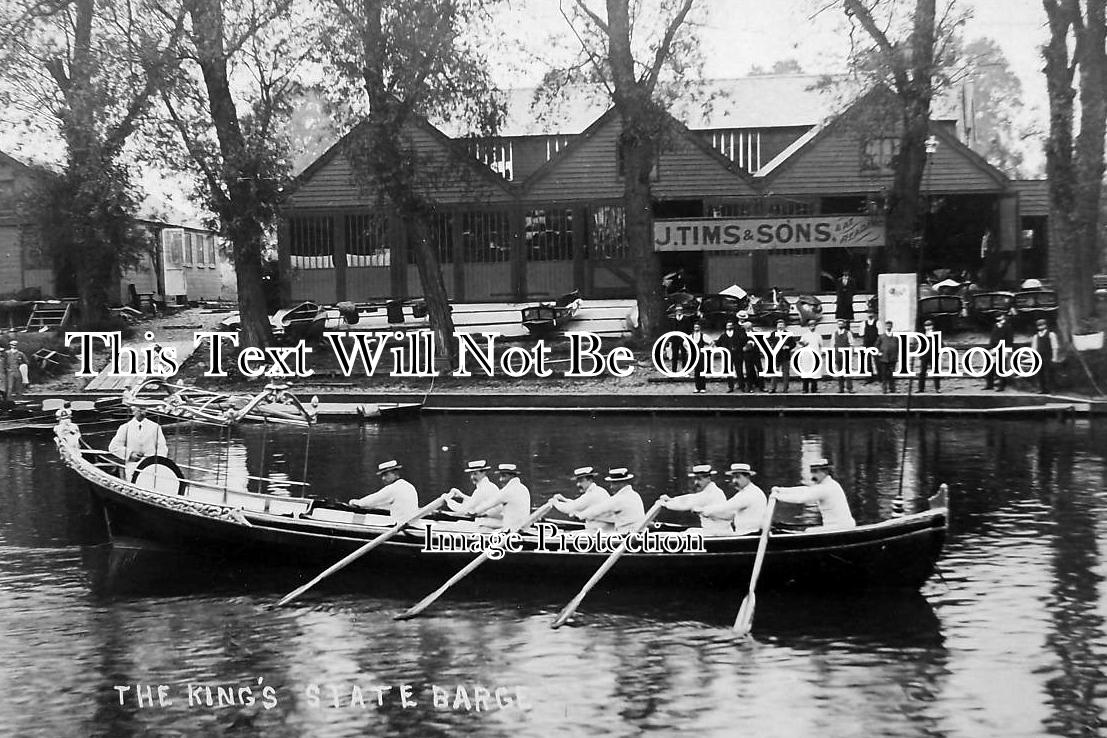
(89, 479, 945, 593)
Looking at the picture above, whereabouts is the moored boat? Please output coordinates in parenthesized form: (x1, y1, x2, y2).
(968, 291, 1014, 326)
(1012, 288, 1059, 327)
(55, 419, 948, 595)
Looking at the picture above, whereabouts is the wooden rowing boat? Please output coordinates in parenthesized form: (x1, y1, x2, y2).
(521, 290, 582, 334)
(56, 424, 948, 594)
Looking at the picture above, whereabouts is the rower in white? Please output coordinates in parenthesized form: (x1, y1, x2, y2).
(446, 459, 503, 530)
(770, 457, 856, 531)
(469, 463, 532, 530)
(349, 460, 419, 522)
(574, 467, 645, 534)
(108, 405, 168, 480)
(698, 462, 769, 535)
(553, 466, 614, 532)
(659, 464, 731, 535)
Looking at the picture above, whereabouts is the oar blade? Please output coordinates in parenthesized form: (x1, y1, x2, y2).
(732, 592, 755, 635)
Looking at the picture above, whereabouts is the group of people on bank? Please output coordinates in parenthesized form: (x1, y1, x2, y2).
(348, 456, 856, 536)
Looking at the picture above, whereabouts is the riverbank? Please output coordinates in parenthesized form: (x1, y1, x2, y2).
(16, 307, 1107, 415)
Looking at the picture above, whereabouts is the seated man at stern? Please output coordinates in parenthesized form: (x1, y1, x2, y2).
(770, 457, 856, 532)
(109, 405, 168, 480)
(349, 459, 419, 522)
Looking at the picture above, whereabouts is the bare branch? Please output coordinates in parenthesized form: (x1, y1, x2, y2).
(643, 0, 694, 95)
(573, 0, 609, 33)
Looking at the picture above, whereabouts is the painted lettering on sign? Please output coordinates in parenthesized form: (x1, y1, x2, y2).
(653, 216, 884, 251)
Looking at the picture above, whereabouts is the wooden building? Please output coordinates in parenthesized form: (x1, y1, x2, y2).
(280, 76, 1049, 303)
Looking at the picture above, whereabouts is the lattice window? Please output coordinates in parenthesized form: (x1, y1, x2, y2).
(710, 198, 814, 218)
(545, 136, 572, 161)
(196, 233, 206, 266)
(288, 216, 334, 269)
(710, 129, 762, 172)
(468, 139, 514, 181)
(207, 236, 217, 268)
(405, 212, 454, 265)
(861, 137, 900, 174)
(525, 208, 573, 261)
(589, 205, 628, 259)
(345, 214, 391, 267)
(183, 232, 194, 266)
(461, 210, 512, 263)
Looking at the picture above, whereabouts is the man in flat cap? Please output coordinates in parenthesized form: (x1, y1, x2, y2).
(1030, 319, 1062, 394)
(770, 458, 856, 531)
(554, 466, 613, 531)
(698, 462, 769, 535)
(659, 464, 730, 535)
(350, 459, 419, 522)
(2, 339, 28, 399)
(470, 463, 532, 530)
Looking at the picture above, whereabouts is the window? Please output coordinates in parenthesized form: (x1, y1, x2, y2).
(461, 210, 512, 263)
(196, 233, 206, 266)
(183, 232, 194, 266)
(288, 216, 334, 269)
(861, 137, 900, 174)
(345, 214, 391, 267)
(163, 229, 184, 266)
(545, 136, 572, 161)
(404, 212, 454, 265)
(21, 228, 48, 269)
(207, 235, 217, 267)
(710, 198, 813, 218)
(589, 205, 628, 259)
(468, 139, 514, 181)
(525, 208, 573, 261)
(710, 129, 763, 172)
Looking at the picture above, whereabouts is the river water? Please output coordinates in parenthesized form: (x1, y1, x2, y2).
(1, 414, 1105, 737)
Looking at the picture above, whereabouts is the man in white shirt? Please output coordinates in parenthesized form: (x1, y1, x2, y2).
(109, 406, 169, 480)
(470, 463, 532, 531)
(446, 459, 502, 529)
(770, 457, 856, 531)
(698, 462, 768, 535)
(553, 466, 613, 531)
(659, 464, 730, 535)
(576, 467, 645, 534)
(349, 459, 419, 522)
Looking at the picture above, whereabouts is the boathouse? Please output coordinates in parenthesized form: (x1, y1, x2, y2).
(279, 76, 1047, 304)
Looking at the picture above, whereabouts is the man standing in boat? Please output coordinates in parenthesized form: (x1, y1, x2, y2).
(574, 467, 645, 534)
(697, 463, 768, 535)
(446, 459, 502, 530)
(2, 339, 28, 400)
(108, 405, 169, 480)
(659, 464, 730, 535)
(469, 463, 532, 530)
(349, 460, 419, 522)
(770, 458, 856, 531)
(553, 466, 613, 531)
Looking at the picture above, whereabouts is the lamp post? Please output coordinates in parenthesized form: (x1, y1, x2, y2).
(921, 135, 939, 281)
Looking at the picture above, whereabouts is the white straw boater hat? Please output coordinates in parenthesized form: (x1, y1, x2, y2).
(376, 459, 403, 475)
(686, 463, 716, 477)
(724, 462, 757, 477)
(809, 458, 833, 471)
(497, 463, 520, 475)
(604, 467, 634, 483)
(464, 459, 490, 473)
(569, 466, 596, 479)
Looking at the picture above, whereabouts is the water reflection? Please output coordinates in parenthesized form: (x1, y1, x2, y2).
(1, 416, 1106, 736)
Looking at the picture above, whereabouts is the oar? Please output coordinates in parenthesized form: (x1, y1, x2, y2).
(396, 498, 558, 620)
(732, 496, 778, 635)
(275, 491, 457, 607)
(551, 499, 666, 629)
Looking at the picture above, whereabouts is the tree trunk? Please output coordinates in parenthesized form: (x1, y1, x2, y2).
(1072, 0, 1106, 327)
(406, 215, 455, 366)
(190, 0, 272, 347)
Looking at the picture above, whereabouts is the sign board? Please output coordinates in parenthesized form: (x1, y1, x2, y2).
(654, 216, 885, 252)
(878, 273, 916, 332)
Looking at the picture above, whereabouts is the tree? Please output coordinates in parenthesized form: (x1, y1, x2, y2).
(1042, 0, 1105, 337)
(313, 0, 506, 365)
(0, 0, 185, 323)
(960, 37, 1035, 176)
(838, 0, 963, 274)
(553, 0, 699, 339)
(156, 0, 302, 348)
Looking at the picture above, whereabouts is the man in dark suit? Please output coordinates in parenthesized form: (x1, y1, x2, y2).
(668, 304, 694, 374)
(690, 320, 711, 393)
(860, 309, 880, 384)
(714, 320, 745, 393)
(985, 314, 1014, 391)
